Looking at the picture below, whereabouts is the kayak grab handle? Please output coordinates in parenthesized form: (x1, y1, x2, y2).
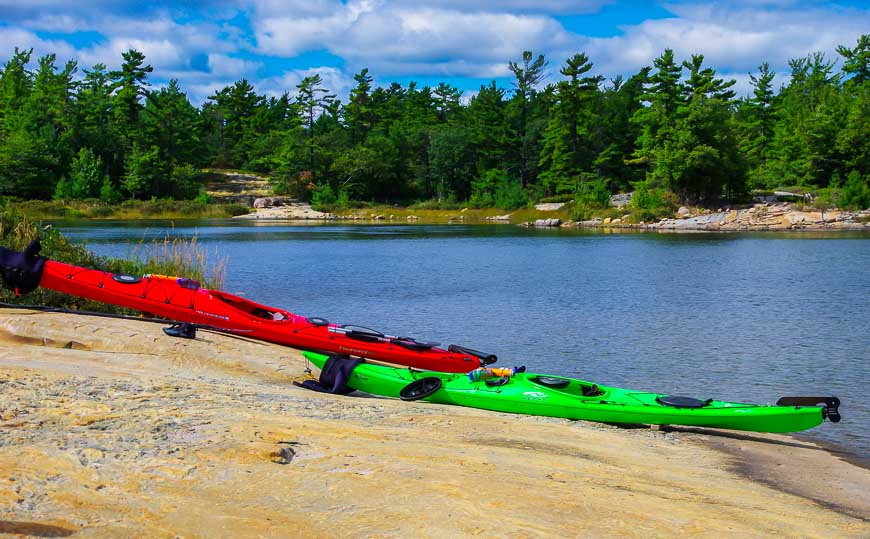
(776, 396, 841, 423)
(448, 344, 497, 365)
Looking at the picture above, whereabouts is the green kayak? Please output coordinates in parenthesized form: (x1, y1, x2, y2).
(301, 352, 841, 433)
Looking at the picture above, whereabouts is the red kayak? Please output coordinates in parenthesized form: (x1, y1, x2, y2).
(0, 241, 495, 372)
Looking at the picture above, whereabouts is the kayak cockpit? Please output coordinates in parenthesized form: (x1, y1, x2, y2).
(209, 290, 292, 321)
(526, 375, 606, 398)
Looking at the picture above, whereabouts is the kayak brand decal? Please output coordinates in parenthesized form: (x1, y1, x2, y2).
(338, 345, 369, 355)
(194, 309, 230, 321)
(521, 391, 548, 401)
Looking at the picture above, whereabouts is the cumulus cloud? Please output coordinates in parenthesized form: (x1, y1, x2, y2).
(403, 0, 611, 14)
(585, 3, 868, 78)
(252, 1, 574, 77)
(0, 26, 78, 63)
(261, 66, 355, 100)
(208, 54, 263, 78)
(250, 0, 611, 17)
(2, 0, 868, 104)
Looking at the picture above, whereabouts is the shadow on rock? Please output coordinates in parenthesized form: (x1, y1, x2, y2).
(0, 521, 76, 537)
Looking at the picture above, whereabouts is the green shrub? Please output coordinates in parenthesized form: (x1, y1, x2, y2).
(0, 204, 225, 312)
(628, 183, 679, 221)
(494, 175, 527, 211)
(469, 169, 503, 208)
(89, 205, 115, 218)
(839, 171, 870, 210)
(311, 183, 336, 211)
(409, 199, 464, 210)
(273, 170, 313, 200)
(539, 193, 575, 204)
(575, 178, 611, 209)
(54, 148, 106, 200)
(99, 177, 122, 204)
(194, 187, 211, 204)
(171, 164, 204, 200)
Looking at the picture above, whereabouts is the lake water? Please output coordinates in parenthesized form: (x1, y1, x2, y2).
(58, 220, 870, 461)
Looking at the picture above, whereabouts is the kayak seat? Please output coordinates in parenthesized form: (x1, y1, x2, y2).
(252, 308, 272, 320)
(532, 376, 570, 389)
(656, 395, 713, 408)
(581, 384, 603, 397)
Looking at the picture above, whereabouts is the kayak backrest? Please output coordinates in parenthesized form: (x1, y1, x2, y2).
(531, 376, 570, 389)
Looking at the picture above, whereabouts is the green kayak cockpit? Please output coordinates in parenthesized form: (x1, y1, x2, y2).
(527, 375, 606, 398)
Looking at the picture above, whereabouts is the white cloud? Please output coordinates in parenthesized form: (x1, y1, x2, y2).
(78, 38, 184, 70)
(3, 0, 868, 106)
(208, 54, 262, 78)
(261, 66, 355, 101)
(585, 4, 869, 78)
(252, 2, 574, 78)
(250, 0, 611, 17)
(0, 26, 78, 63)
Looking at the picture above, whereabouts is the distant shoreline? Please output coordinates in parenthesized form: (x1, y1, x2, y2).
(14, 197, 870, 233)
(236, 201, 870, 232)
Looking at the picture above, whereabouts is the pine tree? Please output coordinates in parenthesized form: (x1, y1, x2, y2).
(632, 49, 687, 191)
(110, 49, 152, 152)
(74, 63, 121, 178)
(595, 68, 649, 192)
(739, 63, 777, 188)
(837, 35, 869, 177)
(433, 83, 462, 123)
(508, 51, 548, 187)
(295, 74, 335, 182)
(538, 53, 603, 194)
(204, 80, 264, 168)
(466, 81, 509, 199)
(837, 34, 869, 86)
(768, 53, 842, 187)
(347, 68, 374, 145)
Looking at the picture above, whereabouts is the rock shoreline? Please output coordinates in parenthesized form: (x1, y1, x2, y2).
(0, 309, 867, 536)
(234, 197, 332, 220)
(562, 203, 870, 232)
(237, 199, 870, 233)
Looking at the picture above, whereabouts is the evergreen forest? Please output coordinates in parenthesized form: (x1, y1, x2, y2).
(1, 35, 868, 214)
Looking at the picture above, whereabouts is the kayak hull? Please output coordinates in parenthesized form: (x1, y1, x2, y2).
(302, 352, 829, 433)
(35, 259, 484, 372)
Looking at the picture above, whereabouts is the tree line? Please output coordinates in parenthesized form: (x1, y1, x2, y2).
(0, 35, 868, 211)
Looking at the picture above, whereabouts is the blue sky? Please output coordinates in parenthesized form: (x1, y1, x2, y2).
(1, 1, 867, 104)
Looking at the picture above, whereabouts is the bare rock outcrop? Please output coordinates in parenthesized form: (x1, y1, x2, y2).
(0, 309, 867, 536)
(534, 218, 562, 227)
(252, 196, 289, 209)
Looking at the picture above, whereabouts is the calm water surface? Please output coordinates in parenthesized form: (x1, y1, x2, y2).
(58, 221, 870, 460)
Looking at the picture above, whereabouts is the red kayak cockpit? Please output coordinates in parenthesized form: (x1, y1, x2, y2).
(208, 290, 293, 322)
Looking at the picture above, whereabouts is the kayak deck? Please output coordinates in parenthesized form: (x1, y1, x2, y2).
(302, 352, 836, 433)
(30, 257, 490, 372)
